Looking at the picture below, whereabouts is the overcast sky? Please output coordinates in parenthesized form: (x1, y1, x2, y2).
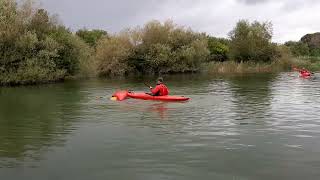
(39, 0, 320, 43)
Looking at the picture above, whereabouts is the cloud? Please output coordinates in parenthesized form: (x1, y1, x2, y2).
(39, 0, 320, 43)
(237, 0, 270, 5)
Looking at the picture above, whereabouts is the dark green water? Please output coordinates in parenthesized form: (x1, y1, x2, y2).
(0, 73, 320, 180)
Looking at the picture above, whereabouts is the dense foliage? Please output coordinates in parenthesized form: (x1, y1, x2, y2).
(0, 0, 91, 85)
(76, 29, 108, 47)
(1, 0, 318, 84)
(207, 36, 230, 62)
(228, 20, 278, 62)
(284, 41, 310, 56)
(285, 32, 320, 58)
(95, 20, 210, 76)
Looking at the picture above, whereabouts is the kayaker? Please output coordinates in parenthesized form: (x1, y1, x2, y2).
(148, 77, 169, 96)
(299, 68, 311, 76)
(294, 67, 311, 75)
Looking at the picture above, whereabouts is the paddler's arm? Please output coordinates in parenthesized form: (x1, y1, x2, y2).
(150, 85, 160, 94)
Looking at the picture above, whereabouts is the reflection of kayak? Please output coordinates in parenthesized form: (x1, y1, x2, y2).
(112, 90, 189, 101)
(127, 92, 189, 101)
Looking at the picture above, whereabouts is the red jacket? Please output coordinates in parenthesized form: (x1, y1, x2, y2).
(300, 70, 310, 74)
(150, 84, 169, 96)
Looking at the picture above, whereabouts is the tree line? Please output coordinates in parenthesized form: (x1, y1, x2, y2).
(0, 0, 92, 85)
(0, 0, 314, 85)
(285, 40, 320, 57)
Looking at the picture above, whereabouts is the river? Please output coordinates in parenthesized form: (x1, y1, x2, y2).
(0, 73, 320, 180)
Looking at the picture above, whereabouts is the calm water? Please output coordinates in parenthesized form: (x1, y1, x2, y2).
(0, 73, 320, 180)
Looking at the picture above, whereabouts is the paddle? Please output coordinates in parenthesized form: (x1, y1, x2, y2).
(144, 82, 152, 89)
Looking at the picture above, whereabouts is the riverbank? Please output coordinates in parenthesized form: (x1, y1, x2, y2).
(205, 57, 320, 74)
(1, 58, 319, 87)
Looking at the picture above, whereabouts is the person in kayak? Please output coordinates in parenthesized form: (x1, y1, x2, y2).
(293, 67, 311, 76)
(148, 77, 169, 96)
(301, 68, 310, 74)
(299, 68, 311, 76)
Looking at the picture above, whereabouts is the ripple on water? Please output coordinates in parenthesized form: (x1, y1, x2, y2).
(1, 73, 320, 179)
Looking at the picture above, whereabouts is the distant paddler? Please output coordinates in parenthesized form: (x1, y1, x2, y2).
(293, 67, 312, 77)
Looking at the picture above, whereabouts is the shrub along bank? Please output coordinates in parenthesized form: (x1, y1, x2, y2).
(0, 0, 91, 85)
(95, 20, 210, 76)
(1, 0, 318, 86)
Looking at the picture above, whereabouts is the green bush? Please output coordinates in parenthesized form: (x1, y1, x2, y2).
(310, 48, 320, 57)
(207, 36, 229, 62)
(0, 0, 91, 85)
(95, 33, 133, 76)
(95, 20, 210, 76)
(76, 29, 108, 47)
(229, 20, 277, 62)
(284, 41, 310, 57)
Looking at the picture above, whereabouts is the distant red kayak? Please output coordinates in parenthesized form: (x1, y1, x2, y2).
(300, 72, 311, 78)
(127, 92, 189, 101)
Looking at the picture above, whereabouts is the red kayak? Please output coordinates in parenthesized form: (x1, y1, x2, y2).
(127, 92, 189, 101)
(293, 67, 312, 78)
(300, 72, 311, 78)
(112, 90, 189, 101)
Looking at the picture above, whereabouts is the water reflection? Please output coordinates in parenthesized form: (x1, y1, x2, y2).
(145, 102, 169, 119)
(113, 99, 185, 121)
(226, 74, 276, 123)
(1, 74, 320, 180)
(0, 83, 85, 166)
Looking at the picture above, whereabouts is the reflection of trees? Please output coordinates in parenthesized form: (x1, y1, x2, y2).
(0, 83, 84, 166)
(226, 74, 276, 122)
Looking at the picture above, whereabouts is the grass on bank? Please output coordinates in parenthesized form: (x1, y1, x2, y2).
(205, 57, 320, 74)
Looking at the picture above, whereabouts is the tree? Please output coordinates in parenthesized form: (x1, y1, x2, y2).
(95, 20, 209, 76)
(0, 0, 91, 85)
(76, 29, 108, 47)
(284, 41, 310, 57)
(95, 34, 133, 76)
(229, 20, 277, 62)
(207, 36, 229, 62)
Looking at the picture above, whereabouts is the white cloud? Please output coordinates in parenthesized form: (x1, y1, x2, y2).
(40, 0, 320, 43)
